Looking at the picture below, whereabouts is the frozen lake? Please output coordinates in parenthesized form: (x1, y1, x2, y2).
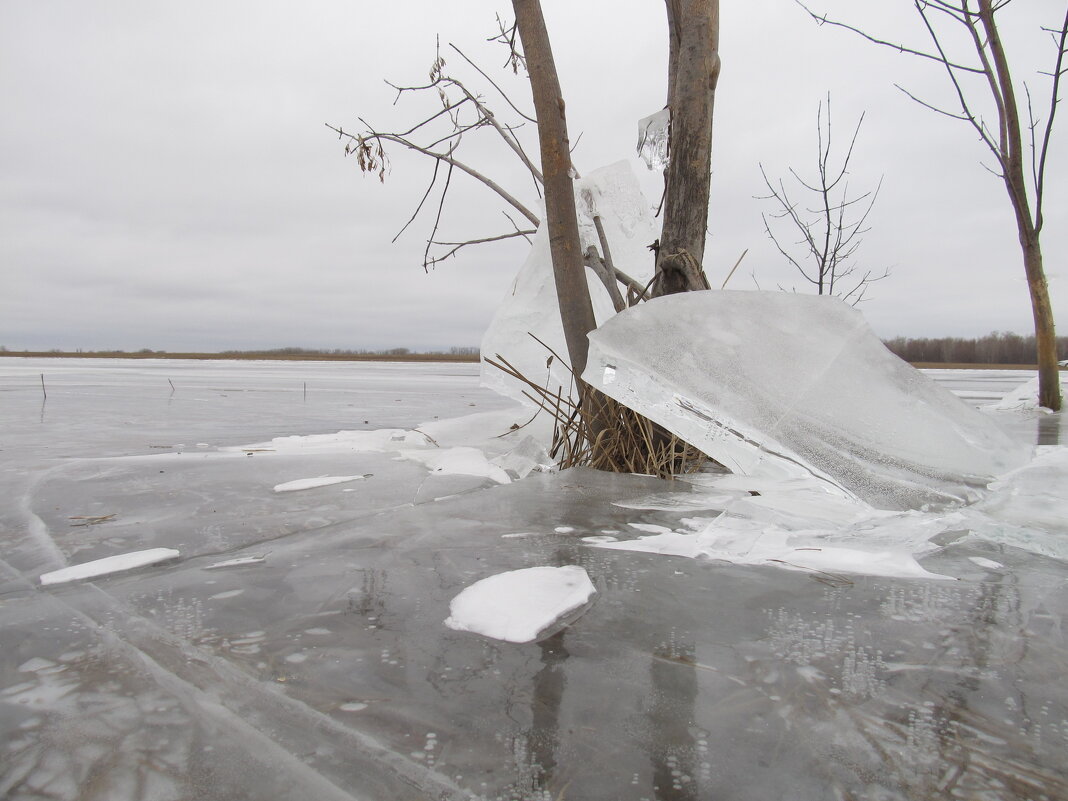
(1, 358, 1065, 800)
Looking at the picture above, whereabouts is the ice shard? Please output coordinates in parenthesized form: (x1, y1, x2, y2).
(636, 108, 670, 171)
(584, 291, 1031, 510)
(480, 161, 657, 406)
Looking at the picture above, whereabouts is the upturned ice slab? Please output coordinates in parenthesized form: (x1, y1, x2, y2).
(584, 291, 1030, 510)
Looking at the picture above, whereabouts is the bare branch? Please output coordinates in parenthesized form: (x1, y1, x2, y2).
(794, 0, 986, 73)
(328, 123, 541, 226)
(428, 228, 537, 265)
(449, 43, 537, 123)
(1034, 5, 1068, 232)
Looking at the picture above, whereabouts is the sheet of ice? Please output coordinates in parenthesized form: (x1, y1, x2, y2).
(985, 374, 1068, 412)
(273, 475, 368, 492)
(969, 445, 1068, 534)
(229, 428, 409, 455)
(593, 510, 952, 580)
(39, 548, 180, 586)
(636, 108, 670, 171)
(481, 161, 656, 406)
(444, 566, 597, 643)
(402, 447, 511, 485)
(584, 292, 1031, 510)
(205, 554, 269, 569)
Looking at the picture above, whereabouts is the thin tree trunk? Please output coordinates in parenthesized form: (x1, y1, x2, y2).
(978, 0, 1062, 410)
(655, 0, 720, 296)
(511, 0, 598, 380)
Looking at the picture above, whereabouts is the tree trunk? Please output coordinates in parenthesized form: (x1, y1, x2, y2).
(654, 0, 720, 296)
(978, 0, 1062, 411)
(511, 0, 598, 380)
(1022, 237, 1062, 410)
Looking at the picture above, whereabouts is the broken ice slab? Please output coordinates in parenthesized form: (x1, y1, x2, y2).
(583, 291, 1031, 510)
(39, 548, 180, 586)
(636, 107, 670, 171)
(481, 161, 657, 407)
(444, 565, 597, 643)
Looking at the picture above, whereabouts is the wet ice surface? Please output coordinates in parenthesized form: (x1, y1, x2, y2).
(2, 359, 1066, 800)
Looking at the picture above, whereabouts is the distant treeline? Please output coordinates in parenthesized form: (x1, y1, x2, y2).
(0, 346, 481, 362)
(882, 332, 1068, 365)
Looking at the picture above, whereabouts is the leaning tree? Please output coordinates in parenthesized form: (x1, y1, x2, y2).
(799, 0, 1066, 410)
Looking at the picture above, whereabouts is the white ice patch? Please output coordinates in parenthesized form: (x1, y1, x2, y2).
(444, 566, 597, 643)
(39, 548, 180, 586)
(969, 557, 1004, 570)
(402, 447, 511, 485)
(592, 514, 953, 581)
(273, 475, 369, 492)
(986, 374, 1068, 412)
(205, 554, 268, 570)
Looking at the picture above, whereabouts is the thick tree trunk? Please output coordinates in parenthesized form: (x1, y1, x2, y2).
(1022, 238, 1062, 410)
(511, 0, 598, 380)
(654, 0, 720, 297)
(978, 0, 1062, 411)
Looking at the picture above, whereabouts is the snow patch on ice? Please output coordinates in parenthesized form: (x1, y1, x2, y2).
(39, 548, 180, 586)
(444, 566, 597, 643)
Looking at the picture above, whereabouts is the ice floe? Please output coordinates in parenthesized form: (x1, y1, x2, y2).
(39, 548, 180, 586)
(444, 566, 597, 643)
(273, 475, 369, 492)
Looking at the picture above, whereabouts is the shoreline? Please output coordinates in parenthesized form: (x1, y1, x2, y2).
(0, 352, 1043, 369)
(0, 351, 480, 364)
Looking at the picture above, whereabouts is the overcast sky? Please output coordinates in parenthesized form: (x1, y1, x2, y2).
(1, 1, 1065, 352)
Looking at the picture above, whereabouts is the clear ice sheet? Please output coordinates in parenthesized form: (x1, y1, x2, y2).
(584, 291, 1032, 510)
(1, 358, 1066, 800)
(636, 108, 670, 171)
(480, 161, 657, 405)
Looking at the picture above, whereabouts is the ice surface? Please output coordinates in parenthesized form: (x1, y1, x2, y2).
(2, 358, 1066, 801)
(584, 291, 1031, 510)
(480, 161, 656, 405)
(636, 108, 670, 171)
(39, 548, 180, 586)
(273, 475, 369, 492)
(444, 566, 597, 643)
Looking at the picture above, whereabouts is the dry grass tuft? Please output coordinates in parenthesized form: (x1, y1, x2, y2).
(486, 344, 711, 479)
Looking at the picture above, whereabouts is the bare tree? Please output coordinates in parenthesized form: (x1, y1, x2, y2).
(798, 0, 1066, 410)
(653, 0, 721, 296)
(758, 94, 889, 304)
(327, 38, 541, 272)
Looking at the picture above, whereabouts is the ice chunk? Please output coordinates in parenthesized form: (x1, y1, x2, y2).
(636, 108, 670, 171)
(402, 446, 511, 484)
(39, 548, 180, 586)
(273, 475, 369, 492)
(205, 554, 268, 569)
(986, 374, 1068, 412)
(481, 162, 656, 407)
(583, 292, 1030, 510)
(444, 566, 596, 643)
